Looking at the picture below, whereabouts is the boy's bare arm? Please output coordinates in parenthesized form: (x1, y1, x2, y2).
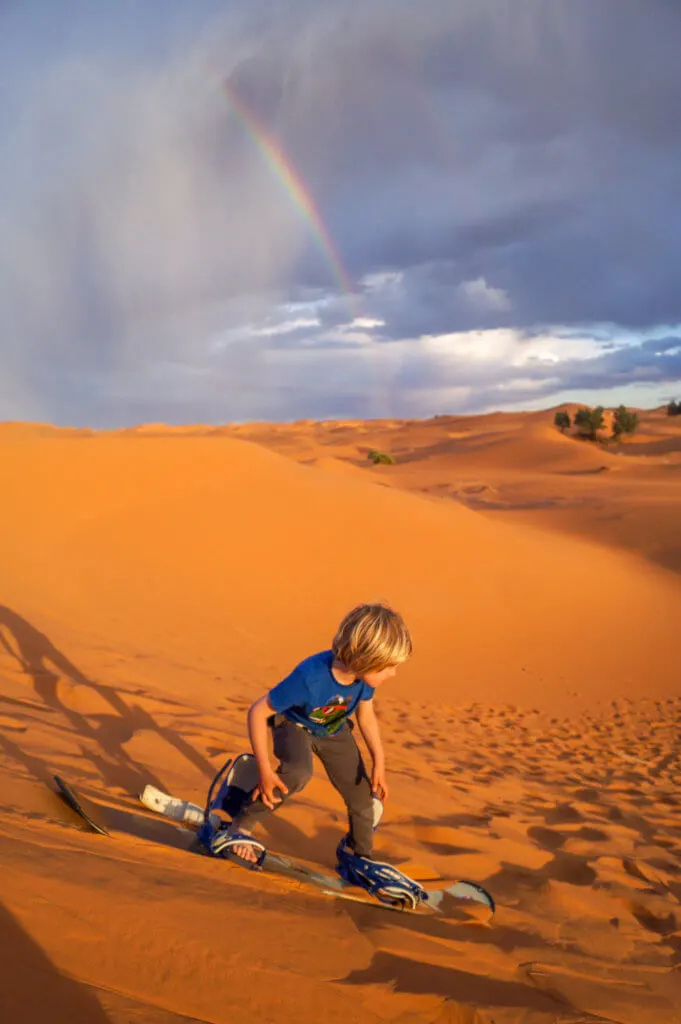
(356, 699, 389, 801)
(247, 695, 288, 809)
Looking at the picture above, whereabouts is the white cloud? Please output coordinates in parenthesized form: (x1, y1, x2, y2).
(495, 376, 561, 392)
(346, 317, 385, 330)
(512, 332, 605, 366)
(361, 270, 404, 293)
(422, 328, 518, 362)
(459, 277, 511, 313)
(251, 317, 321, 337)
(421, 327, 612, 367)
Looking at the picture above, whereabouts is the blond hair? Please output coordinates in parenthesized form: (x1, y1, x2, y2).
(332, 603, 412, 675)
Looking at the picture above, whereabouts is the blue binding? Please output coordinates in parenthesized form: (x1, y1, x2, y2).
(197, 755, 266, 868)
(197, 754, 231, 852)
(335, 836, 429, 909)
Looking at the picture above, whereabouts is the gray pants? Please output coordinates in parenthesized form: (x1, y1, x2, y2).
(233, 717, 375, 857)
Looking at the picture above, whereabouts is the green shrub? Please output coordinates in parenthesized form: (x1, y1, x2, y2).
(367, 449, 395, 465)
(554, 410, 571, 433)
(574, 405, 605, 441)
(612, 405, 639, 438)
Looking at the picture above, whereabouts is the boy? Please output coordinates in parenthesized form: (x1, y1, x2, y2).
(223, 603, 412, 866)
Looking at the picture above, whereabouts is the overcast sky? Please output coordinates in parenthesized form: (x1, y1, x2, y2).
(2, 0, 680, 426)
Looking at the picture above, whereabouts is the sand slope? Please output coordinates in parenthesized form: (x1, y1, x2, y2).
(229, 407, 681, 573)
(1, 412, 680, 1022)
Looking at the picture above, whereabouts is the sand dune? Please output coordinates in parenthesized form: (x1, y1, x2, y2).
(2, 427, 679, 709)
(1, 409, 680, 1022)
(228, 407, 681, 573)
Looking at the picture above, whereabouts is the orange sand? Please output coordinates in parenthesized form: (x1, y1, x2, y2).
(1, 407, 680, 1022)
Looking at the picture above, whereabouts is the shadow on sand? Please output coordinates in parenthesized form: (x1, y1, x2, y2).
(0, 901, 110, 1023)
(0, 604, 216, 796)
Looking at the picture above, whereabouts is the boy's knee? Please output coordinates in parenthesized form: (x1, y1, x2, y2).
(282, 765, 312, 794)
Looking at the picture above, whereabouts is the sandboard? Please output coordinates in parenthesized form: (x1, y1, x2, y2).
(49, 771, 494, 919)
(140, 759, 495, 919)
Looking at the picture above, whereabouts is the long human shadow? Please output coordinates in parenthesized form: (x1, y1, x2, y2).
(0, 605, 215, 794)
(0, 901, 110, 1023)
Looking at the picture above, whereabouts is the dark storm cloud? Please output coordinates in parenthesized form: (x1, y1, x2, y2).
(227, 0, 681, 329)
(1, 0, 680, 425)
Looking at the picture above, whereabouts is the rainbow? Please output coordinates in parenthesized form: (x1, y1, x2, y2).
(222, 81, 358, 309)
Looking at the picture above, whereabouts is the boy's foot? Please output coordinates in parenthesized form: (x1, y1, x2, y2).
(230, 833, 259, 863)
(211, 826, 266, 867)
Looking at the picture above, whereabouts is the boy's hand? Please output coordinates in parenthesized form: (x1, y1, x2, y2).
(255, 767, 289, 809)
(371, 765, 389, 802)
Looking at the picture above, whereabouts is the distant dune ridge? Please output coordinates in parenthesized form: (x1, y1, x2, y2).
(1, 407, 680, 1022)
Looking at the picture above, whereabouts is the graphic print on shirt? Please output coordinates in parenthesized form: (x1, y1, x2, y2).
(308, 695, 351, 734)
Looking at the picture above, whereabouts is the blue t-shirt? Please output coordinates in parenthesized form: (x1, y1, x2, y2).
(268, 650, 374, 736)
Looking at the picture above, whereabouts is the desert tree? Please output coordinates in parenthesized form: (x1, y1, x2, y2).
(574, 405, 605, 441)
(554, 410, 571, 433)
(612, 405, 639, 439)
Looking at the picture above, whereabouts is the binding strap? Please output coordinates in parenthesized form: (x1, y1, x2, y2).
(198, 755, 236, 852)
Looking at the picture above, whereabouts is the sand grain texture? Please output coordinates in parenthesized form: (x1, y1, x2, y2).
(1, 409, 680, 1022)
